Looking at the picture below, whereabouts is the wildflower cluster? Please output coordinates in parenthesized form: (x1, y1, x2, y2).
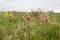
(0, 11, 59, 40)
(23, 12, 31, 23)
(5, 12, 13, 17)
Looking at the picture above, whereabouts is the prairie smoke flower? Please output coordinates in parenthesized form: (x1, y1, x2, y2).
(45, 17, 49, 23)
(42, 16, 49, 23)
(27, 15, 31, 22)
(42, 14, 49, 23)
(23, 13, 31, 23)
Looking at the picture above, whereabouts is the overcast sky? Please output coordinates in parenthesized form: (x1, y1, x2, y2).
(0, 0, 60, 12)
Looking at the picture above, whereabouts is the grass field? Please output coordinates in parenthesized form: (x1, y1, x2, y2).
(0, 12, 60, 40)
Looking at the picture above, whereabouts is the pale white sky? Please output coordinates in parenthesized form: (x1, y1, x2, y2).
(0, 0, 60, 12)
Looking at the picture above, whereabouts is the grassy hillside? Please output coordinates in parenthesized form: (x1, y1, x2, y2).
(0, 12, 60, 40)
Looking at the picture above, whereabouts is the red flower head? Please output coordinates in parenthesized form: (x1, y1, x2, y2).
(42, 16, 49, 23)
(23, 13, 31, 23)
(27, 15, 31, 22)
(45, 17, 49, 23)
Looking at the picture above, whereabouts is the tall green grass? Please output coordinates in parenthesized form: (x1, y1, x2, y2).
(0, 12, 60, 40)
